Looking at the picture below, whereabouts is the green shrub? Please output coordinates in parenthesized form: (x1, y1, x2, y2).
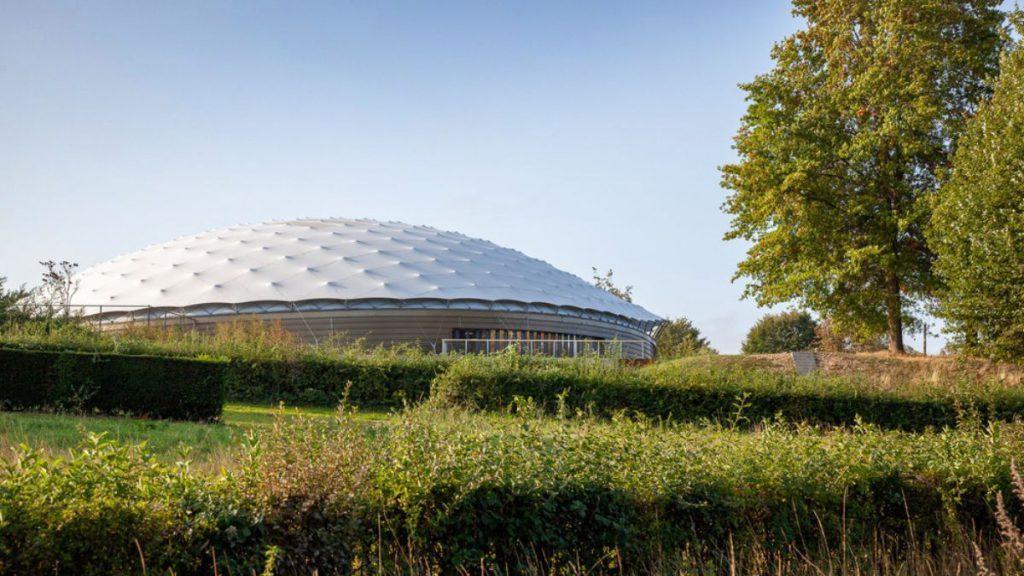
(375, 406, 1020, 571)
(236, 405, 375, 574)
(0, 348, 224, 421)
(0, 435, 254, 576)
(7, 406, 1021, 574)
(742, 310, 817, 354)
(431, 352, 1024, 430)
(224, 355, 444, 407)
(0, 323, 447, 408)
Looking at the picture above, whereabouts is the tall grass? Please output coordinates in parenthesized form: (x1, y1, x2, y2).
(3, 403, 1024, 574)
(0, 317, 438, 363)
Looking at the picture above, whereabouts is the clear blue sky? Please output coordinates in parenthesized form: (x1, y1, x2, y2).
(0, 1, 944, 353)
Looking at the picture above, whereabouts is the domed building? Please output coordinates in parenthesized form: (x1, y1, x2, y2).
(72, 218, 663, 358)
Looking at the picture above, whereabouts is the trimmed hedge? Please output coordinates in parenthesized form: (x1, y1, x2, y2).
(5, 334, 1023, 429)
(223, 355, 444, 407)
(431, 354, 1024, 430)
(0, 348, 224, 421)
(0, 339, 446, 409)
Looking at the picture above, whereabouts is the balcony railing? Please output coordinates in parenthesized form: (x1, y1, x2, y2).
(440, 338, 653, 359)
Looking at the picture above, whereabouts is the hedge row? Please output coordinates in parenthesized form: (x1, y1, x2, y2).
(0, 345, 444, 419)
(0, 348, 224, 421)
(431, 354, 1024, 430)
(5, 341, 1022, 428)
(3, 406, 1021, 574)
(0, 326, 448, 407)
(222, 355, 443, 407)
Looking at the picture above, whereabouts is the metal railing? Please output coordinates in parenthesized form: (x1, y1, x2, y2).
(11, 303, 655, 358)
(440, 338, 653, 359)
(13, 302, 201, 330)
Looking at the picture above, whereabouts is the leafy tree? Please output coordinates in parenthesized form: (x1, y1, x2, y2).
(655, 317, 715, 358)
(591, 267, 633, 302)
(0, 276, 29, 326)
(721, 0, 1007, 354)
(930, 16, 1024, 360)
(742, 311, 817, 354)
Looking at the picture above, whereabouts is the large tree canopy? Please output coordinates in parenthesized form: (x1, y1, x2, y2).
(930, 17, 1024, 360)
(721, 0, 1007, 353)
(742, 311, 817, 354)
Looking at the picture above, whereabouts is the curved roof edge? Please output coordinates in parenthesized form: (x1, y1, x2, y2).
(78, 297, 665, 335)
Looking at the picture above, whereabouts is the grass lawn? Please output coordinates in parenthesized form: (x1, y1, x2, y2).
(0, 403, 394, 469)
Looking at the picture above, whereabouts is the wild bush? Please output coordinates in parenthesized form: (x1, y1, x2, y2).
(375, 405, 1021, 571)
(0, 318, 347, 361)
(2, 406, 1024, 574)
(0, 434, 251, 576)
(236, 405, 375, 574)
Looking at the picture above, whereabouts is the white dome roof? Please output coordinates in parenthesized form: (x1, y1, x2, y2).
(73, 218, 661, 326)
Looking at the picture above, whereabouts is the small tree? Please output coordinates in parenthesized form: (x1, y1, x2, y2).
(591, 267, 633, 303)
(33, 260, 80, 318)
(0, 276, 30, 326)
(656, 317, 714, 359)
(742, 311, 817, 354)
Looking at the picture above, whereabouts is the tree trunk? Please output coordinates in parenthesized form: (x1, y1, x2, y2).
(885, 273, 905, 355)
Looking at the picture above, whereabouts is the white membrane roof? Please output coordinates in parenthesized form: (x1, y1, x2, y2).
(72, 218, 662, 326)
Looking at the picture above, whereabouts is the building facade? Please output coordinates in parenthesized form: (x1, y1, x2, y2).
(72, 218, 663, 358)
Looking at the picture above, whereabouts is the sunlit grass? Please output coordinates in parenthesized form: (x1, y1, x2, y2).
(0, 403, 394, 470)
(221, 402, 392, 426)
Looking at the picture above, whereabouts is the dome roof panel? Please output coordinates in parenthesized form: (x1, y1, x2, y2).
(72, 218, 661, 323)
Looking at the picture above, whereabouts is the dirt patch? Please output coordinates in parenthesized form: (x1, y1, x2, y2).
(664, 352, 1024, 386)
(816, 352, 1023, 386)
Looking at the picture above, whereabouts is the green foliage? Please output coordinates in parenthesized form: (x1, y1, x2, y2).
(0, 348, 224, 421)
(223, 355, 442, 406)
(236, 406, 374, 574)
(0, 277, 28, 328)
(0, 322, 447, 408)
(375, 406, 1019, 571)
(930, 18, 1024, 362)
(721, 0, 1008, 353)
(742, 310, 817, 354)
(6, 320, 1024, 430)
(431, 351, 1024, 431)
(0, 410, 237, 463)
(654, 316, 714, 358)
(0, 434, 250, 576)
(0, 318, 355, 361)
(1, 407, 1022, 573)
